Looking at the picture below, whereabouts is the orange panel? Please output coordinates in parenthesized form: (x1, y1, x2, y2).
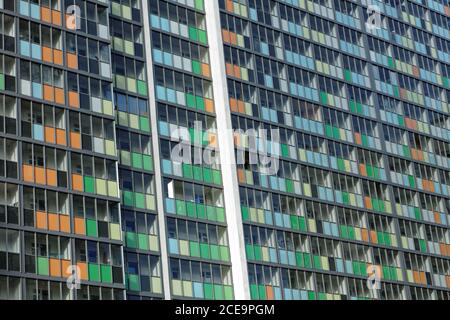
(447, 244, 450, 256)
(42, 46, 53, 63)
(68, 91, 79, 108)
(201, 63, 211, 78)
(354, 132, 362, 145)
(74, 217, 85, 235)
(49, 258, 62, 277)
(54, 87, 65, 104)
(359, 164, 367, 176)
(35, 167, 46, 185)
(361, 229, 369, 242)
(36, 211, 47, 229)
(56, 128, 66, 145)
(237, 169, 245, 183)
(266, 286, 274, 300)
(44, 126, 56, 144)
(76, 262, 88, 280)
(59, 215, 70, 233)
(446, 276, 450, 288)
(70, 131, 81, 149)
(439, 243, 446, 256)
(67, 53, 78, 69)
(22, 164, 34, 182)
(237, 100, 245, 113)
(364, 196, 372, 209)
(52, 10, 62, 26)
(225, 63, 233, 76)
(43, 85, 54, 102)
(48, 213, 59, 231)
(229, 98, 238, 112)
(46, 169, 57, 186)
(370, 230, 378, 243)
(434, 212, 440, 224)
(208, 133, 217, 147)
(222, 30, 230, 43)
(72, 173, 83, 191)
(204, 99, 214, 113)
(61, 260, 71, 278)
(41, 7, 52, 23)
(226, 0, 233, 11)
(412, 271, 421, 284)
(233, 65, 241, 78)
(53, 49, 63, 65)
(229, 32, 237, 45)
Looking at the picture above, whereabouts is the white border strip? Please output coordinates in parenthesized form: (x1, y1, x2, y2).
(142, 0, 171, 300)
(204, 0, 250, 300)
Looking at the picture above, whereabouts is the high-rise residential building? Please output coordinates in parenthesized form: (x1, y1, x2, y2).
(0, 0, 449, 300)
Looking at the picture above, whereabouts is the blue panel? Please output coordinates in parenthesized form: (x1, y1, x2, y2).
(193, 282, 204, 298)
(31, 43, 42, 60)
(168, 238, 179, 254)
(165, 198, 175, 213)
(19, 1, 29, 16)
(162, 159, 172, 175)
(32, 82, 43, 99)
(20, 40, 31, 57)
(30, 3, 40, 19)
(33, 124, 44, 141)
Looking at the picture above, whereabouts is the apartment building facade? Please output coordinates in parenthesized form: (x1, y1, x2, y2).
(0, 0, 449, 300)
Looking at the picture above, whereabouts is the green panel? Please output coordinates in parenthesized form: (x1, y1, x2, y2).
(203, 168, 212, 183)
(204, 283, 214, 299)
(37, 257, 49, 276)
(245, 244, 254, 260)
(250, 284, 259, 299)
(241, 206, 249, 221)
(192, 60, 201, 75)
(0, 74, 4, 91)
(138, 233, 149, 250)
(198, 30, 207, 45)
(186, 201, 196, 218)
(344, 69, 352, 82)
(193, 166, 203, 181)
(313, 255, 322, 269)
(189, 242, 200, 257)
(220, 246, 230, 261)
(408, 175, 415, 187)
(139, 116, 150, 132)
(304, 253, 312, 268)
(126, 232, 137, 248)
(258, 285, 266, 300)
(340, 225, 348, 238)
(210, 245, 220, 260)
(128, 274, 140, 291)
(216, 207, 225, 222)
(254, 246, 262, 261)
(101, 265, 112, 283)
(176, 200, 186, 215)
(214, 285, 224, 300)
(86, 219, 98, 237)
(224, 285, 233, 300)
(212, 170, 222, 185)
(299, 217, 307, 231)
(123, 190, 134, 206)
(200, 243, 210, 259)
(196, 204, 206, 219)
(188, 26, 198, 41)
(88, 263, 100, 282)
(320, 91, 328, 105)
(196, 96, 205, 111)
(206, 206, 216, 221)
(182, 164, 193, 179)
(135, 193, 145, 209)
(186, 93, 196, 108)
(143, 155, 153, 171)
(195, 0, 204, 11)
(137, 80, 148, 96)
(84, 176, 95, 193)
(290, 215, 299, 230)
(419, 239, 427, 252)
(308, 291, 316, 300)
(132, 153, 143, 169)
(296, 252, 304, 267)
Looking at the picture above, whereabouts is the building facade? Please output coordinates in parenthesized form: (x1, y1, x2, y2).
(0, 0, 449, 300)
